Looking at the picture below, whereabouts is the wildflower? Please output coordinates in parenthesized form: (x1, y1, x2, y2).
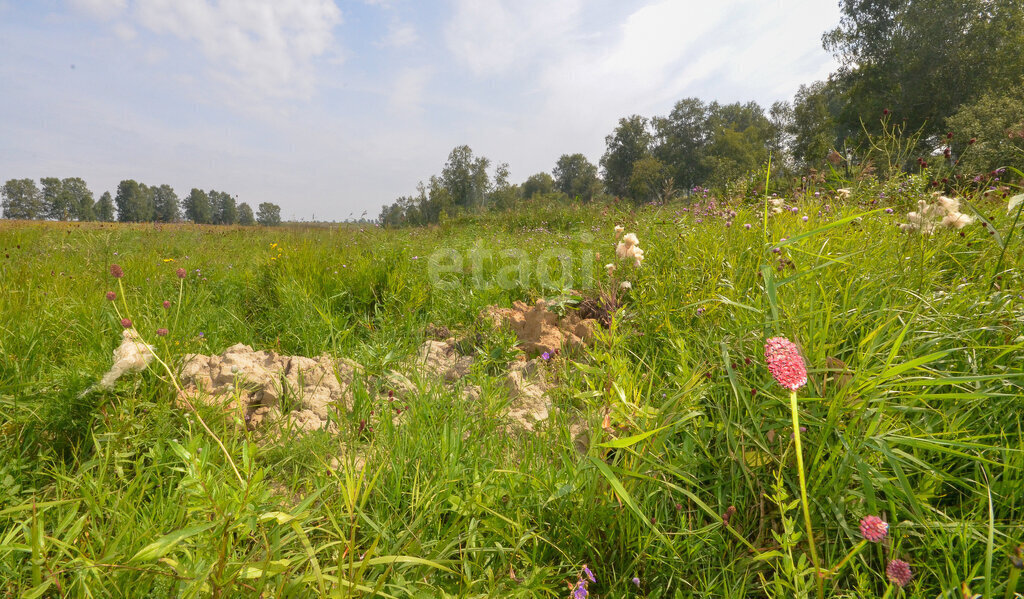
(120, 318, 132, 328)
(859, 515, 889, 542)
(620, 281, 632, 290)
(801, 216, 808, 222)
(744, 223, 751, 230)
(106, 291, 117, 301)
(836, 188, 851, 200)
(622, 232, 639, 246)
(631, 577, 640, 587)
(163, 300, 171, 309)
(885, 208, 894, 214)
(156, 328, 168, 337)
(605, 263, 615, 276)
(764, 336, 807, 391)
(886, 559, 913, 587)
(162, 258, 174, 263)
(110, 264, 124, 278)
(614, 225, 624, 238)
(572, 581, 588, 599)
(176, 267, 187, 279)
(582, 565, 595, 583)
(541, 352, 551, 361)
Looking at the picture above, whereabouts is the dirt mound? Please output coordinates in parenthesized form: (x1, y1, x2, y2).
(417, 339, 473, 382)
(175, 335, 587, 450)
(178, 343, 360, 434)
(487, 299, 596, 356)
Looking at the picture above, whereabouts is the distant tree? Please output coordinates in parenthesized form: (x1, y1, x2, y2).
(441, 145, 491, 210)
(946, 81, 1024, 174)
(601, 115, 654, 198)
(41, 177, 72, 220)
(237, 202, 255, 226)
(152, 184, 180, 223)
(61, 178, 94, 221)
(627, 156, 669, 203)
(1, 179, 44, 219)
(788, 82, 842, 168)
(94, 191, 115, 222)
(521, 172, 555, 199)
(256, 202, 281, 226)
(553, 154, 601, 201)
(115, 180, 154, 222)
(212, 191, 237, 225)
(488, 162, 520, 210)
(183, 188, 212, 224)
(653, 98, 711, 190)
(700, 102, 774, 187)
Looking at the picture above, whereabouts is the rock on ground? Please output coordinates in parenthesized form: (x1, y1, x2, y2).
(487, 299, 596, 356)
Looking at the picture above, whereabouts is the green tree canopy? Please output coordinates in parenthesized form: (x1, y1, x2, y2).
(521, 172, 555, 199)
(553, 154, 601, 201)
(1, 179, 44, 220)
(183, 188, 212, 224)
(441, 145, 490, 210)
(115, 180, 154, 222)
(824, 0, 1024, 142)
(153, 184, 180, 223)
(237, 202, 255, 226)
(94, 191, 115, 222)
(256, 202, 281, 226)
(601, 115, 653, 198)
(63, 178, 94, 221)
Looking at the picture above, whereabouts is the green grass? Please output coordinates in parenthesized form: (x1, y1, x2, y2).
(0, 188, 1022, 598)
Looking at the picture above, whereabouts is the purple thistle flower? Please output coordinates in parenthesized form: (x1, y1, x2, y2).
(110, 264, 124, 279)
(764, 336, 807, 391)
(120, 318, 132, 328)
(572, 581, 588, 599)
(176, 267, 187, 279)
(886, 559, 913, 587)
(859, 515, 889, 542)
(105, 291, 117, 301)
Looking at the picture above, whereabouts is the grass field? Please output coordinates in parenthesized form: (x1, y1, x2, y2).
(0, 188, 1022, 598)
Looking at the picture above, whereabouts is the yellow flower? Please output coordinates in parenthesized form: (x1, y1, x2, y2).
(163, 258, 175, 262)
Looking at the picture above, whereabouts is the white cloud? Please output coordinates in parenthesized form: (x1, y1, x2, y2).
(75, 0, 343, 99)
(68, 0, 126, 20)
(380, 21, 418, 48)
(388, 66, 431, 114)
(444, 0, 583, 75)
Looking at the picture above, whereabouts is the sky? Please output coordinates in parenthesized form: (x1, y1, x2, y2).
(0, 0, 842, 221)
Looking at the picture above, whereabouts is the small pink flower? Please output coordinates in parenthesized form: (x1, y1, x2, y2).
(163, 300, 171, 309)
(156, 328, 168, 337)
(764, 336, 807, 390)
(859, 515, 888, 542)
(110, 264, 124, 278)
(120, 318, 132, 328)
(176, 267, 187, 279)
(105, 291, 117, 301)
(886, 559, 913, 587)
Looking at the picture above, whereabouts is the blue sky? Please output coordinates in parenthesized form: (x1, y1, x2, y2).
(0, 0, 841, 221)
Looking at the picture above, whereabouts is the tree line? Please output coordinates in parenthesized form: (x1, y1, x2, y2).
(1, 178, 282, 226)
(380, 0, 1024, 226)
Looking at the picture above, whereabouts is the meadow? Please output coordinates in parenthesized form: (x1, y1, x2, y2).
(0, 183, 1022, 598)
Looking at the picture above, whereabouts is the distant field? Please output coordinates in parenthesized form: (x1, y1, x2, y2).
(0, 192, 1022, 598)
